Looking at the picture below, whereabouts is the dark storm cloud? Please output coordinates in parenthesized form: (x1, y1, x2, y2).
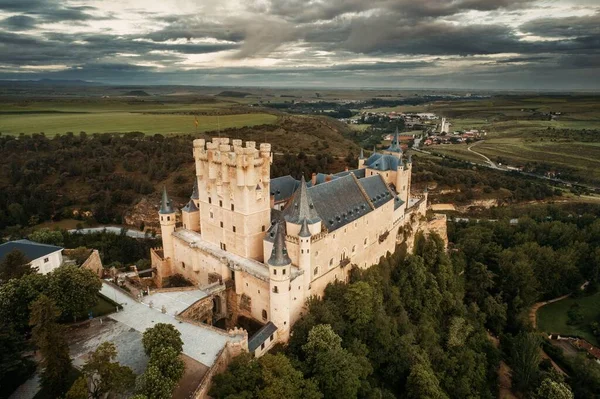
(0, 15, 37, 30)
(0, 0, 99, 22)
(262, 0, 536, 23)
(520, 12, 600, 37)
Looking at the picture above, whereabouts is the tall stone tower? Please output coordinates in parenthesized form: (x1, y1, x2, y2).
(268, 220, 291, 341)
(159, 186, 176, 261)
(193, 137, 272, 261)
(357, 148, 365, 169)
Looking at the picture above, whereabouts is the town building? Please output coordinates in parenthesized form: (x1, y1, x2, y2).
(151, 135, 445, 355)
(0, 239, 63, 274)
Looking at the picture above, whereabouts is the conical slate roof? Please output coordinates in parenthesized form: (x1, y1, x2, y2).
(268, 221, 291, 267)
(387, 126, 402, 153)
(283, 175, 320, 224)
(191, 179, 199, 200)
(359, 148, 365, 159)
(299, 218, 311, 237)
(159, 186, 174, 214)
(182, 199, 198, 212)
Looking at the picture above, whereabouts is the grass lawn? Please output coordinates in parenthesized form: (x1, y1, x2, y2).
(537, 291, 600, 346)
(0, 112, 277, 136)
(32, 219, 82, 231)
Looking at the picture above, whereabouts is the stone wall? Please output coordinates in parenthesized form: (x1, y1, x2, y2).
(80, 249, 103, 276)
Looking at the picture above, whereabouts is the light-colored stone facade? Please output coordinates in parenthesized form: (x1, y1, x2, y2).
(152, 136, 446, 350)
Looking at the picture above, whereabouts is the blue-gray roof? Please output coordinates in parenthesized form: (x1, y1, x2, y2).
(0, 239, 62, 264)
(365, 153, 401, 171)
(283, 176, 320, 224)
(387, 126, 402, 153)
(191, 180, 199, 200)
(308, 175, 372, 231)
(268, 221, 291, 267)
(270, 175, 299, 203)
(311, 169, 366, 185)
(394, 196, 405, 210)
(159, 186, 174, 214)
(182, 199, 198, 213)
(248, 322, 278, 352)
(359, 175, 394, 209)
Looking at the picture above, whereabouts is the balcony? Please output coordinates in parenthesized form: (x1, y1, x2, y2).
(378, 231, 389, 243)
(340, 258, 351, 268)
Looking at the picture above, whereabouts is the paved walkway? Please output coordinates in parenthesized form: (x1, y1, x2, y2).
(8, 373, 40, 399)
(101, 282, 240, 367)
(68, 226, 152, 239)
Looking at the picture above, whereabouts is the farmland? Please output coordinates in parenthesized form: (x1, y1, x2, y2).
(0, 99, 277, 136)
(427, 96, 600, 185)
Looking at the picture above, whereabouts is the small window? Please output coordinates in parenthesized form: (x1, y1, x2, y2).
(219, 200, 223, 207)
(262, 309, 267, 320)
(329, 258, 333, 266)
(273, 286, 278, 293)
(301, 249, 304, 254)
(270, 334, 274, 341)
(210, 211, 214, 219)
(231, 204, 234, 211)
(261, 343, 265, 350)
(307, 249, 310, 253)
(282, 269, 286, 275)
(314, 267, 318, 275)
(44, 257, 49, 263)
(273, 269, 277, 275)
(352, 245, 356, 253)
(167, 216, 170, 221)
(181, 262, 186, 269)
(364, 238, 368, 245)
(220, 221, 223, 228)
(233, 226, 236, 232)
(209, 197, 212, 204)
(262, 225, 266, 232)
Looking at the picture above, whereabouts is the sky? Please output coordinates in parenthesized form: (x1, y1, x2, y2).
(0, 0, 599, 90)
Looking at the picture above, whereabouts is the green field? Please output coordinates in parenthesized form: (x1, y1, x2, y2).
(537, 291, 600, 346)
(427, 96, 600, 185)
(0, 110, 277, 136)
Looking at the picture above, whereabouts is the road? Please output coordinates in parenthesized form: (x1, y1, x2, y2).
(68, 226, 153, 239)
(466, 140, 501, 169)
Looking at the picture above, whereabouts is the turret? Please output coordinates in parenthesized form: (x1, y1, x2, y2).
(268, 221, 291, 341)
(358, 148, 365, 169)
(181, 181, 200, 232)
(159, 186, 176, 261)
(386, 126, 402, 156)
(298, 218, 312, 292)
(283, 176, 321, 236)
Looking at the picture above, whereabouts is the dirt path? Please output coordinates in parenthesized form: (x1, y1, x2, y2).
(488, 333, 518, 399)
(529, 294, 570, 329)
(467, 140, 500, 169)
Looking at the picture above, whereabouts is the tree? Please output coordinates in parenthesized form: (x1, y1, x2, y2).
(0, 272, 47, 333)
(29, 295, 72, 397)
(0, 249, 33, 282)
(137, 324, 185, 399)
(536, 378, 573, 399)
(68, 342, 135, 399)
(0, 323, 35, 396)
(47, 265, 102, 321)
(65, 377, 88, 399)
(28, 229, 64, 247)
(508, 332, 542, 394)
(142, 323, 183, 357)
(406, 361, 449, 399)
(302, 324, 371, 399)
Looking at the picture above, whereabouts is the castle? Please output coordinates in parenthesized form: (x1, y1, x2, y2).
(151, 131, 444, 356)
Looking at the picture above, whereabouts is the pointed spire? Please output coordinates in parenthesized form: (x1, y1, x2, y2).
(268, 221, 291, 267)
(359, 147, 364, 160)
(283, 175, 320, 224)
(191, 179, 199, 200)
(299, 218, 311, 237)
(182, 198, 198, 212)
(386, 126, 402, 153)
(159, 186, 174, 214)
(373, 145, 377, 154)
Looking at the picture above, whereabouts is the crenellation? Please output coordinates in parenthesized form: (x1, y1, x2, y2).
(154, 136, 442, 356)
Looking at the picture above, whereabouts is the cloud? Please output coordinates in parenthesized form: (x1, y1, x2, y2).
(0, 0, 598, 89)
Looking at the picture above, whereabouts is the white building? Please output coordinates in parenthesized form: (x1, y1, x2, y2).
(0, 239, 63, 275)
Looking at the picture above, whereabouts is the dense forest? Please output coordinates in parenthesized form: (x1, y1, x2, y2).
(0, 132, 346, 233)
(211, 204, 600, 398)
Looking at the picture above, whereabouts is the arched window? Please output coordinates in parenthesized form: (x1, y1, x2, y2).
(262, 309, 267, 320)
(273, 286, 278, 293)
(314, 267, 318, 276)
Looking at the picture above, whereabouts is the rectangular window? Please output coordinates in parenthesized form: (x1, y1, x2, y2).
(181, 262, 186, 269)
(44, 257, 49, 263)
(262, 225, 266, 232)
(220, 221, 224, 228)
(233, 226, 236, 232)
(208, 197, 212, 204)
(219, 200, 223, 207)
(210, 211, 213, 219)
(282, 269, 286, 275)
(261, 343, 265, 350)
(231, 204, 234, 211)
(270, 335, 274, 341)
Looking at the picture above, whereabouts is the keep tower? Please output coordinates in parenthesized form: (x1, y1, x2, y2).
(193, 138, 272, 261)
